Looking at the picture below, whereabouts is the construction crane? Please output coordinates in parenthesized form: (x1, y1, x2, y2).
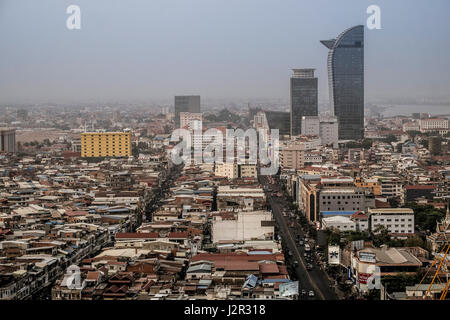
(415, 243, 450, 300)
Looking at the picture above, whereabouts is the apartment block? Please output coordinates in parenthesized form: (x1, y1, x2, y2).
(81, 131, 132, 157)
(369, 208, 415, 235)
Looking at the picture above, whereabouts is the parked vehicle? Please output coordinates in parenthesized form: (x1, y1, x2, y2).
(309, 290, 315, 297)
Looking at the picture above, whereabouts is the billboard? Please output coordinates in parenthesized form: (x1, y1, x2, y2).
(328, 245, 340, 265)
(359, 251, 376, 263)
(279, 281, 299, 297)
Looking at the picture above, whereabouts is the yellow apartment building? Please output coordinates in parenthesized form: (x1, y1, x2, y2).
(81, 131, 131, 157)
(355, 176, 382, 196)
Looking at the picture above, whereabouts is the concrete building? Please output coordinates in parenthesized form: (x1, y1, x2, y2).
(301, 116, 320, 136)
(211, 211, 274, 243)
(319, 117, 339, 148)
(174, 95, 201, 128)
(419, 118, 448, 132)
(0, 128, 16, 153)
(81, 131, 132, 158)
(290, 69, 318, 136)
(351, 246, 422, 293)
(322, 215, 356, 232)
(180, 112, 203, 130)
(355, 177, 382, 196)
(319, 188, 367, 212)
(351, 211, 369, 232)
(368, 208, 415, 235)
(404, 185, 435, 203)
(300, 116, 338, 148)
(378, 177, 403, 199)
(214, 163, 257, 179)
(280, 138, 322, 170)
(216, 185, 266, 211)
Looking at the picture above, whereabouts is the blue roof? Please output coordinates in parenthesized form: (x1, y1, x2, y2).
(321, 211, 358, 216)
(248, 251, 272, 255)
(108, 208, 130, 213)
(260, 279, 291, 284)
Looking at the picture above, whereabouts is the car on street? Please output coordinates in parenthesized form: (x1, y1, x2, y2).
(301, 289, 306, 296)
(309, 290, 315, 297)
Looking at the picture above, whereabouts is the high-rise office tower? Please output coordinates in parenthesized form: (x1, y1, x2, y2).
(321, 25, 364, 140)
(174, 95, 201, 128)
(265, 111, 291, 136)
(290, 69, 318, 136)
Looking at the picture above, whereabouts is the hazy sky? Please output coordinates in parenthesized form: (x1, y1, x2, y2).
(1, 0, 449, 104)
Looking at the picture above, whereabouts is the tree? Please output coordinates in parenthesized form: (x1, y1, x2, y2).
(388, 197, 400, 208)
(406, 130, 421, 139)
(372, 225, 390, 247)
(326, 229, 341, 245)
(404, 203, 445, 232)
(404, 236, 424, 248)
(364, 289, 381, 300)
(383, 134, 398, 144)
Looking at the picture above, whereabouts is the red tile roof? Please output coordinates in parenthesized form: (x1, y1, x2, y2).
(168, 232, 189, 239)
(405, 185, 435, 190)
(259, 263, 279, 274)
(115, 232, 159, 239)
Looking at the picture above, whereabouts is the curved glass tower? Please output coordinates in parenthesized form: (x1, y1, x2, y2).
(321, 25, 364, 140)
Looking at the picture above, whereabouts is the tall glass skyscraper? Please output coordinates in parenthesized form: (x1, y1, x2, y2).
(321, 25, 364, 140)
(174, 95, 201, 128)
(290, 69, 318, 136)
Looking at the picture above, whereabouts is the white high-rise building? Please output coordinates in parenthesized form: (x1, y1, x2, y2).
(301, 116, 320, 136)
(180, 112, 203, 130)
(319, 117, 339, 148)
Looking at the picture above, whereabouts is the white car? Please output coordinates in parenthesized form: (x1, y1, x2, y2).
(308, 290, 315, 297)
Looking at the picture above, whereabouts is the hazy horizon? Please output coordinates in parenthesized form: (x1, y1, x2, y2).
(1, 0, 450, 105)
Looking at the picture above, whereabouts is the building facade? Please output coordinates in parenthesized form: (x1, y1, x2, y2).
(175, 95, 201, 128)
(369, 208, 415, 235)
(290, 69, 318, 136)
(321, 25, 364, 140)
(81, 131, 132, 158)
(0, 128, 16, 153)
(265, 111, 290, 136)
(180, 112, 203, 130)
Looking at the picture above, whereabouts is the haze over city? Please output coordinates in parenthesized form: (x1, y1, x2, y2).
(1, 0, 450, 105)
(0, 0, 450, 311)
